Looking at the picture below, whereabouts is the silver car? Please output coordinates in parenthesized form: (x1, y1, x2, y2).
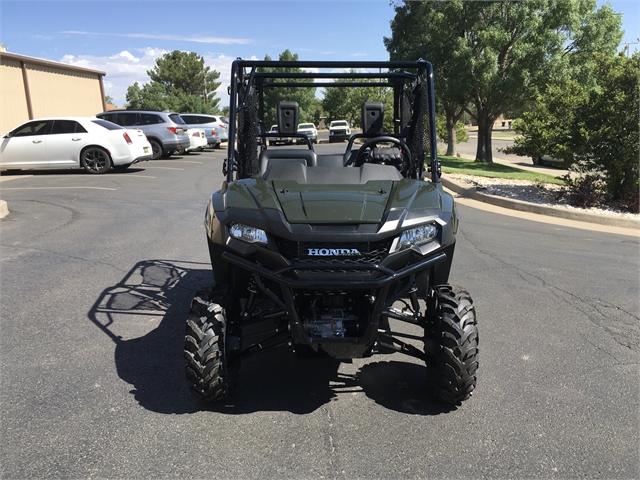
(95, 110, 189, 160)
(179, 114, 229, 149)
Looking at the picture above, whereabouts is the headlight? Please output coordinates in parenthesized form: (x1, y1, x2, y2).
(390, 223, 438, 253)
(228, 223, 268, 244)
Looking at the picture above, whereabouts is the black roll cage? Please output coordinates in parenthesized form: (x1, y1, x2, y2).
(226, 59, 440, 184)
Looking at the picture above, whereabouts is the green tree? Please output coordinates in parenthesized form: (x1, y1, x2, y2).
(385, 0, 471, 156)
(125, 50, 222, 113)
(148, 50, 221, 111)
(307, 97, 324, 126)
(321, 85, 352, 125)
(385, 0, 622, 162)
(322, 73, 394, 131)
(502, 80, 588, 164)
(506, 52, 638, 201)
(436, 118, 469, 147)
(570, 53, 638, 200)
(125, 82, 170, 111)
(261, 50, 317, 128)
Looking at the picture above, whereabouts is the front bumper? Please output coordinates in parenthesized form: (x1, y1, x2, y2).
(297, 132, 317, 142)
(329, 131, 350, 141)
(221, 249, 448, 349)
(222, 250, 446, 291)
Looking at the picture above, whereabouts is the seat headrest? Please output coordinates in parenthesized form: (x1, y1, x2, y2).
(362, 102, 384, 135)
(277, 101, 299, 135)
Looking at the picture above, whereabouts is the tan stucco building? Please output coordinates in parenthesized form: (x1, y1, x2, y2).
(0, 51, 107, 134)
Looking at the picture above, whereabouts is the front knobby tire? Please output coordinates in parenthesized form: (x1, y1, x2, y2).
(425, 285, 479, 404)
(184, 285, 241, 402)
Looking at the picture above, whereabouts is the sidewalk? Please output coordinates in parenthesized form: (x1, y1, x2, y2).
(454, 151, 568, 178)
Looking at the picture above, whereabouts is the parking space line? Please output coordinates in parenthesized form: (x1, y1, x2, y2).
(139, 166, 183, 170)
(0, 186, 118, 191)
(0, 175, 33, 182)
(110, 175, 156, 179)
(154, 160, 203, 164)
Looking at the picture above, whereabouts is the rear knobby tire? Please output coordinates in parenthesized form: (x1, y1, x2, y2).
(184, 285, 241, 402)
(425, 285, 478, 404)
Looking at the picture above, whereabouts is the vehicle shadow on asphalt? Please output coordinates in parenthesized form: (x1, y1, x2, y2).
(213, 357, 454, 416)
(357, 361, 457, 415)
(87, 259, 454, 416)
(87, 259, 211, 415)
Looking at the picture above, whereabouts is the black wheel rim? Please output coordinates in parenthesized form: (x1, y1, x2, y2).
(84, 149, 109, 172)
(151, 142, 161, 159)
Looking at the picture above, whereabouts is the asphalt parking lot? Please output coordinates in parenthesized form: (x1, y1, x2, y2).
(1, 147, 638, 479)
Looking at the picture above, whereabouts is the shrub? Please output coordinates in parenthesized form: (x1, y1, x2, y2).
(436, 118, 469, 145)
(620, 186, 639, 214)
(557, 171, 606, 209)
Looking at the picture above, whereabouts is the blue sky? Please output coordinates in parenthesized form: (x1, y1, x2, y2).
(1, 0, 638, 108)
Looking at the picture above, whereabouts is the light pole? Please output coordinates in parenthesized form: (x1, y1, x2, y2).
(622, 38, 640, 58)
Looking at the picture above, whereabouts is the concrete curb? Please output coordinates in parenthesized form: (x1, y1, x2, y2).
(440, 176, 640, 230)
(0, 200, 9, 219)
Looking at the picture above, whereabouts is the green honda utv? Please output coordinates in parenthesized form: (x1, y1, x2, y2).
(185, 59, 478, 405)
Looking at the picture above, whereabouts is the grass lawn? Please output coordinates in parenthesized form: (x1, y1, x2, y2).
(437, 155, 565, 185)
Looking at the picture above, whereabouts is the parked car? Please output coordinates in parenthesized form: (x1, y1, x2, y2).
(328, 120, 351, 142)
(209, 115, 229, 142)
(179, 114, 228, 148)
(533, 154, 568, 167)
(185, 128, 208, 153)
(268, 125, 293, 146)
(95, 110, 189, 160)
(0, 117, 152, 173)
(296, 123, 318, 144)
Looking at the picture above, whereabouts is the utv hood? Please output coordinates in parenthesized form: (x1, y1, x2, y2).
(222, 177, 446, 225)
(273, 180, 393, 223)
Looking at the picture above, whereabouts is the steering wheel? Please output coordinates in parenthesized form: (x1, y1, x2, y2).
(352, 136, 412, 169)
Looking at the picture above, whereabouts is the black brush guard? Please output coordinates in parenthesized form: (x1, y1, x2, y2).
(221, 250, 447, 360)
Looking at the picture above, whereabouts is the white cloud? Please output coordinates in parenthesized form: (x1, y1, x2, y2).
(59, 48, 236, 108)
(202, 54, 236, 107)
(111, 50, 137, 62)
(60, 51, 374, 109)
(60, 31, 251, 45)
